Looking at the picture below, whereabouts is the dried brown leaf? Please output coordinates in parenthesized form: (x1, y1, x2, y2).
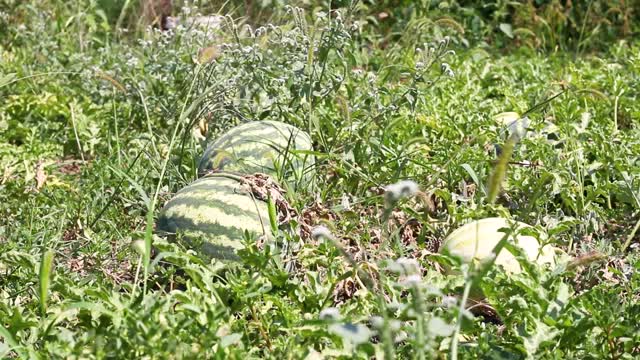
(35, 161, 47, 190)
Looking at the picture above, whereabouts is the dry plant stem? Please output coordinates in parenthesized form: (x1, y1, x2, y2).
(251, 305, 273, 351)
(450, 274, 473, 360)
(1, 71, 81, 89)
(613, 90, 623, 133)
(621, 215, 640, 253)
(130, 251, 144, 301)
(487, 135, 516, 203)
(330, 236, 375, 289)
(39, 250, 55, 316)
(413, 286, 426, 360)
(576, 0, 595, 56)
(566, 251, 608, 270)
(112, 89, 122, 167)
(116, 0, 133, 30)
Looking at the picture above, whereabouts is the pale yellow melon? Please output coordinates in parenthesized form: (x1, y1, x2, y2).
(440, 217, 556, 273)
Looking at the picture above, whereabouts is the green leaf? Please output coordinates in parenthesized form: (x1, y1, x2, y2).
(39, 250, 55, 315)
(499, 23, 514, 38)
(461, 163, 485, 195)
(267, 194, 278, 234)
(519, 318, 561, 356)
(0, 324, 28, 359)
(487, 135, 517, 203)
(0, 73, 17, 88)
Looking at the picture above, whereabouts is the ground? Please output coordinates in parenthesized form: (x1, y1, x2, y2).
(1, 1, 639, 358)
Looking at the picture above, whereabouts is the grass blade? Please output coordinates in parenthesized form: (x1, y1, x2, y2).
(487, 135, 517, 204)
(267, 194, 278, 234)
(39, 250, 55, 316)
(141, 64, 203, 297)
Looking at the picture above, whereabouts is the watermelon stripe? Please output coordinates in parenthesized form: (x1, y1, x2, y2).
(201, 142, 309, 175)
(198, 120, 313, 181)
(159, 214, 255, 248)
(220, 129, 308, 151)
(164, 198, 266, 230)
(200, 242, 241, 261)
(158, 224, 242, 261)
(157, 174, 272, 262)
(172, 189, 257, 207)
(209, 126, 276, 148)
(201, 134, 309, 167)
(159, 218, 265, 253)
(216, 121, 303, 139)
(177, 182, 240, 196)
(162, 195, 259, 218)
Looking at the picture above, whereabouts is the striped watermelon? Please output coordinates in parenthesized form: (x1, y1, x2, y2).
(440, 217, 556, 274)
(198, 120, 314, 182)
(157, 173, 271, 261)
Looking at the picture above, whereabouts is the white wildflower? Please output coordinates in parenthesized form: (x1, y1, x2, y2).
(125, 56, 139, 68)
(385, 180, 419, 203)
(441, 62, 454, 77)
(386, 257, 420, 275)
(369, 316, 384, 329)
(441, 296, 457, 308)
(328, 323, 372, 345)
(311, 225, 333, 241)
(370, 316, 402, 331)
(319, 307, 341, 321)
(398, 274, 422, 288)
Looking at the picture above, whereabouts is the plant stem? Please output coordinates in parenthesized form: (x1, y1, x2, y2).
(621, 215, 640, 253)
(413, 286, 426, 360)
(450, 271, 472, 360)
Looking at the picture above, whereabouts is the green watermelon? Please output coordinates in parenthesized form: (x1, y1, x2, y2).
(198, 120, 314, 182)
(157, 173, 271, 261)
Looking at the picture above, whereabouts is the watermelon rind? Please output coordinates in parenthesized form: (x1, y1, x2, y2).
(198, 120, 314, 182)
(157, 173, 271, 261)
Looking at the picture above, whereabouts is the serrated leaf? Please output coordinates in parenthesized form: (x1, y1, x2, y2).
(499, 23, 514, 38)
(0, 73, 17, 88)
(519, 318, 560, 356)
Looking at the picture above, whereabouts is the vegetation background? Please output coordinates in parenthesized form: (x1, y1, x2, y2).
(1, 0, 639, 358)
